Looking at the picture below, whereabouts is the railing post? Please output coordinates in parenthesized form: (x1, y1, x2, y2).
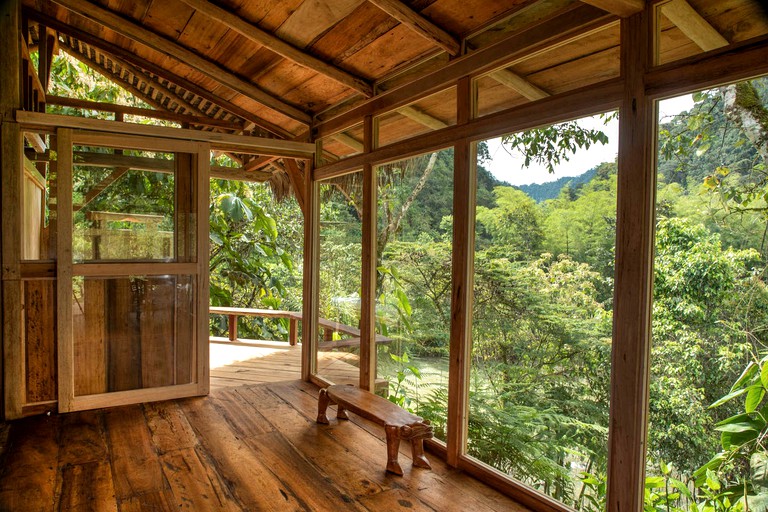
(289, 317, 298, 346)
(228, 314, 238, 342)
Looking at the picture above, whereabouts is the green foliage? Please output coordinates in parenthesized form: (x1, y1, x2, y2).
(502, 114, 613, 174)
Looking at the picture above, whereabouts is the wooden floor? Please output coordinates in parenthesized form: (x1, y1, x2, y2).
(210, 340, 364, 391)
(0, 380, 528, 512)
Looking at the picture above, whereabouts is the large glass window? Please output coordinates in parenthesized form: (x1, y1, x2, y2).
(374, 149, 454, 442)
(468, 115, 617, 506)
(646, 76, 768, 507)
(316, 171, 363, 386)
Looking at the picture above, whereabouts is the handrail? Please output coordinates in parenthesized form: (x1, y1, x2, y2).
(208, 306, 391, 347)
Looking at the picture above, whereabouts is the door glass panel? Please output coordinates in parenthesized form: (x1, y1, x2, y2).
(72, 275, 196, 395)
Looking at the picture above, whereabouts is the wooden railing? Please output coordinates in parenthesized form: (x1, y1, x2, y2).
(208, 307, 391, 348)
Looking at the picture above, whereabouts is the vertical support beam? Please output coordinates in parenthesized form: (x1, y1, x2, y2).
(447, 76, 474, 466)
(607, 7, 656, 510)
(359, 115, 376, 391)
(301, 145, 320, 381)
(56, 128, 74, 413)
(195, 142, 211, 396)
(1, 0, 23, 419)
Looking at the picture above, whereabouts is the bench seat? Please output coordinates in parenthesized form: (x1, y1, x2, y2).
(316, 384, 433, 475)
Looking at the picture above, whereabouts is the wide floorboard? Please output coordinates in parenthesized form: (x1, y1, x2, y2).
(0, 380, 529, 512)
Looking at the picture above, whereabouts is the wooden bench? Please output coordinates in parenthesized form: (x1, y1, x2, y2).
(316, 384, 433, 475)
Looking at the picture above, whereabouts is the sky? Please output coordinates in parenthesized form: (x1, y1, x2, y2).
(485, 94, 696, 186)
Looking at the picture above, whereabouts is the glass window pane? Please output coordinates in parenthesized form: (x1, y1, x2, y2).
(72, 275, 196, 395)
(375, 149, 453, 442)
(72, 146, 196, 263)
(22, 131, 52, 261)
(317, 171, 363, 385)
(469, 115, 617, 505)
(647, 76, 768, 504)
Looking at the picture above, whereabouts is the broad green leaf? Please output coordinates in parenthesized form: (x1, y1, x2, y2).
(710, 386, 750, 408)
(761, 363, 768, 388)
(731, 362, 759, 392)
(746, 385, 766, 413)
(645, 476, 665, 488)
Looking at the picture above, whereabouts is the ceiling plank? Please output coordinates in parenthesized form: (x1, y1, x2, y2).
(367, 0, 461, 56)
(49, 0, 311, 124)
(177, 0, 372, 98)
(277, 0, 366, 48)
(24, 7, 296, 139)
(397, 105, 448, 130)
(579, 0, 644, 18)
(660, 0, 729, 52)
(489, 68, 549, 101)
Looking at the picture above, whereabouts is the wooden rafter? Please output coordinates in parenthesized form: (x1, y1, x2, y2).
(244, 155, 280, 172)
(47, 95, 243, 130)
(25, 8, 295, 139)
(177, 0, 373, 98)
(580, 0, 644, 17)
(660, 0, 729, 52)
(397, 105, 448, 130)
(489, 68, 549, 101)
(49, 0, 311, 124)
(283, 159, 307, 214)
(57, 40, 205, 120)
(367, 0, 461, 56)
(331, 132, 364, 152)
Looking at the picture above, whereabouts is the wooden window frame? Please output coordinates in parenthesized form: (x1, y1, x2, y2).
(305, 5, 768, 511)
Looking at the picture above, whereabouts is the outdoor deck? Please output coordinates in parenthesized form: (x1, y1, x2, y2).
(210, 340, 365, 391)
(0, 380, 528, 512)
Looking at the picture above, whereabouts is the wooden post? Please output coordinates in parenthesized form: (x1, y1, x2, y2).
(56, 128, 74, 412)
(228, 314, 238, 342)
(447, 77, 474, 466)
(288, 317, 297, 346)
(301, 146, 320, 381)
(607, 7, 656, 511)
(359, 115, 376, 391)
(1, 0, 23, 420)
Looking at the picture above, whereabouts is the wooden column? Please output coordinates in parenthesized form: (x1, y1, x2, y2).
(447, 77, 474, 466)
(359, 115, 376, 391)
(1, 0, 23, 420)
(301, 146, 320, 381)
(607, 7, 656, 510)
(56, 128, 74, 412)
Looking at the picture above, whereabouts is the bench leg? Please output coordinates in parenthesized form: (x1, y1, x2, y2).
(410, 438, 431, 469)
(336, 404, 349, 420)
(384, 424, 403, 475)
(317, 388, 331, 424)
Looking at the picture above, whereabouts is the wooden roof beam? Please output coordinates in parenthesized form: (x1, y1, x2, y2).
(660, 0, 728, 52)
(580, 0, 644, 18)
(49, 0, 312, 124)
(397, 105, 448, 130)
(177, 0, 373, 98)
(24, 8, 296, 139)
(488, 68, 549, 101)
(367, 0, 461, 56)
(330, 132, 364, 152)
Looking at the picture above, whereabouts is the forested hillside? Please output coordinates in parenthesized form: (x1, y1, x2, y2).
(516, 167, 597, 202)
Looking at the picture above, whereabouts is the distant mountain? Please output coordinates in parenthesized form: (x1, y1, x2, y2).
(516, 168, 598, 202)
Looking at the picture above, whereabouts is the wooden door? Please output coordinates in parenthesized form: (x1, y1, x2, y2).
(56, 129, 210, 412)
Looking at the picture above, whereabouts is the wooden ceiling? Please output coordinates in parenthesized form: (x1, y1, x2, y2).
(21, 0, 768, 167)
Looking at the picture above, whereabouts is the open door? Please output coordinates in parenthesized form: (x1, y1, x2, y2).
(56, 128, 210, 412)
